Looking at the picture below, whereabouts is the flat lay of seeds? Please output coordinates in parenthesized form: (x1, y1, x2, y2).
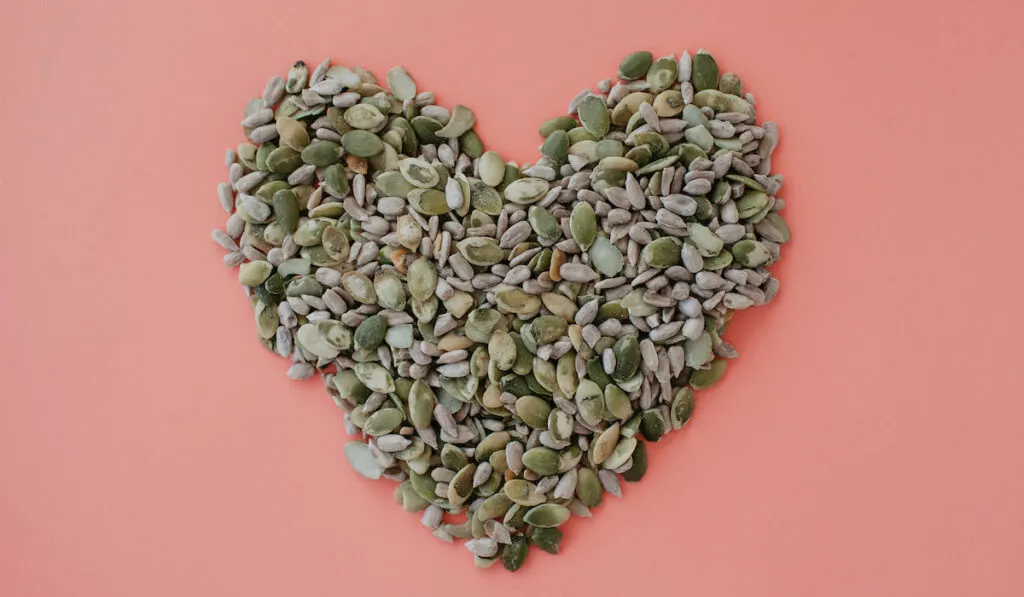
(212, 49, 790, 571)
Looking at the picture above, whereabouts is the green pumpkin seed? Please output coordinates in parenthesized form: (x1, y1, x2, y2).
(405, 380, 434, 432)
(408, 188, 450, 216)
(436, 104, 475, 138)
(300, 140, 342, 166)
(503, 178, 550, 205)
(576, 94, 611, 139)
(522, 447, 561, 476)
(592, 423, 621, 465)
(653, 89, 685, 117)
(589, 235, 624, 277)
(757, 213, 791, 243)
(692, 48, 720, 92)
(410, 116, 443, 144)
(465, 309, 501, 343)
(689, 223, 724, 257)
(575, 379, 605, 426)
(540, 293, 577, 322)
(238, 260, 272, 286)
(373, 269, 406, 310)
(406, 257, 437, 301)
(612, 335, 640, 381)
(593, 139, 623, 160)
(332, 371, 369, 404)
(527, 205, 559, 241)
(321, 226, 350, 261)
(618, 50, 653, 80)
(676, 143, 709, 166)
(266, 146, 302, 174)
(611, 92, 653, 126)
(642, 236, 683, 268)
(267, 191, 298, 235)
(362, 407, 404, 437)
(523, 503, 570, 528)
(670, 387, 696, 429)
(714, 137, 743, 151)
(717, 71, 744, 96)
(684, 332, 714, 369)
(587, 358, 611, 387)
(501, 536, 529, 571)
(530, 526, 563, 555)
(532, 315, 567, 344)
(344, 442, 384, 479)
(539, 115, 578, 137)
(576, 467, 603, 507)
(604, 385, 632, 420)
(353, 314, 387, 352)
(683, 124, 714, 152)
(476, 431, 511, 461)
(477, 493, 514, 522)
(541, 129, 569, 165)
(646, 55, 678, 94)
(603, 436, 637, 469)
(460, 129, 484, 158)
(736, 190, 769, 219)
(488, 330, 517, 371)
(320, 164, 348, 197)
(457, 237, 504, 266)
(732, 239, 770, 267)
(494, 288, 541, 318)
(704, 251, 734, 270)
(639, 410, 666, 442)
(341, 130, 383, 157)
(342, 271, 376, 303)
(386, 65, 416, 100)
(621, 440, 648, 482)
(635, 154, 679, 176)
(448, 463, 476, 506)
(478, 151, 506, 187)
(515, 396, 551, 430)
(569, 202, 597, 250)
(276, 116, 309, 151)
(399, 157, 440, 188)
(355, 363, 396, 394)
(343, 103, 386, 130)
(692, 89, 755, 119)
(468, 178, 503, 215)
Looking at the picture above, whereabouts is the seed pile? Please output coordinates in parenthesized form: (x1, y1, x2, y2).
(212, 49, 790, 571)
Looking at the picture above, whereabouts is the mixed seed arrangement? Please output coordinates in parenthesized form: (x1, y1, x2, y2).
(212, 49, 790, 571)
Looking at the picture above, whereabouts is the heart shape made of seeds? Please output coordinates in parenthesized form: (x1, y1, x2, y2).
(211, 49, 790, 571)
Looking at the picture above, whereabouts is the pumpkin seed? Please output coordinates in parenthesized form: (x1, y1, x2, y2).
(503, 178, 550, 205)
(341, 130, 383, 157)
(539, 115, 578, 137)
(501, 536, 529, 571)
(522, 447, 561, 476)
(523, 503, 570, 528)
(386, 66, 416, 101)
(618, 51, 653, 80)
(345, 442, 384, 479)
(569, 202, 597, 250)
(457, 237, 503, 266)
(576, 467, 603, 507)
(479, 152, 506, 187)
(692, 48, 720, 92)
(436, 104, 475, 138)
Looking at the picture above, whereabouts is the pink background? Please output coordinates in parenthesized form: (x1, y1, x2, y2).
(3, 0, 1023, 595)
